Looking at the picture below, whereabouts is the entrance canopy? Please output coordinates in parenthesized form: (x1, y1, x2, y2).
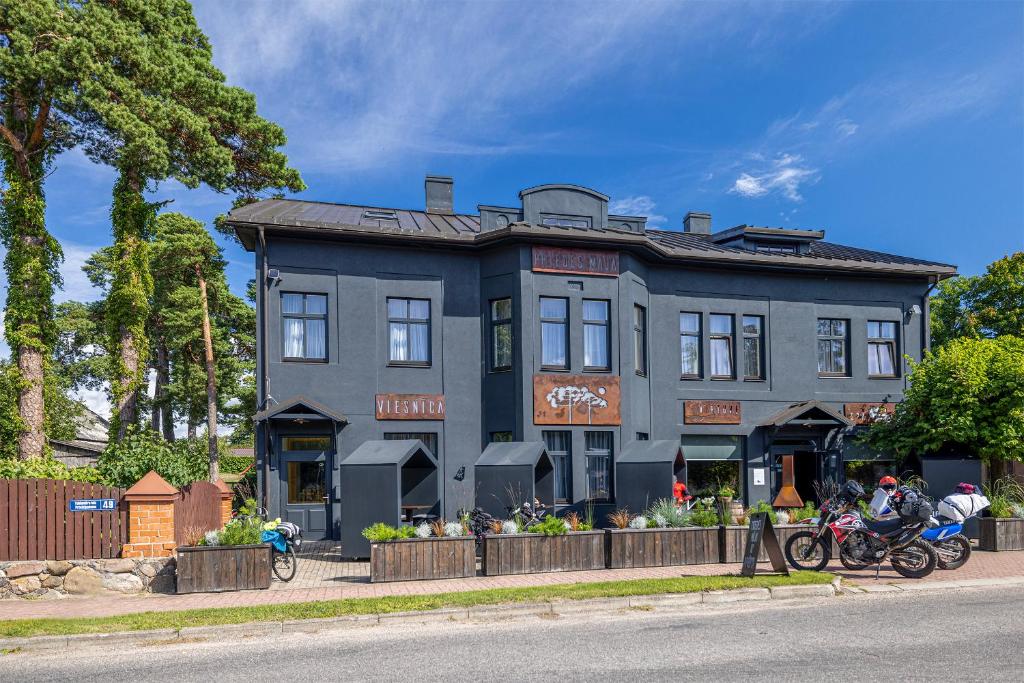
(254, 395, 348, 424)
(339, 439, 438, 559)
(759, 400, 852, 429)
(474, 442, 555, 518)
(615, 440, 684, 515)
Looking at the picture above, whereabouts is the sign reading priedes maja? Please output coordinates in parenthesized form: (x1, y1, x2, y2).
(531, 246, 619, 277)
(533, 375, 621, 425)
(684, 400, 741, 425)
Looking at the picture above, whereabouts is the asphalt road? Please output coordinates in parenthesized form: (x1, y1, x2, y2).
(4, 587, 1023, 682)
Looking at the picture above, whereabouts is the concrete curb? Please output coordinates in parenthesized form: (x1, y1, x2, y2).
(842, 576, 1024, 595)
(0, 581, 840, 654)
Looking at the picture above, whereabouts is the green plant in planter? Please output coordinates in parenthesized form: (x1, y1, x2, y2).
(646, 498, 689, 528)
(789, 502, 818, 523)
(361, 523, 416, 542)
(688, 501, 719, 528)
(528, 516, 569, 536)
(744, 500, 777, 525)
(986, 477, 1024, 518)
(717, 484, 736, 499)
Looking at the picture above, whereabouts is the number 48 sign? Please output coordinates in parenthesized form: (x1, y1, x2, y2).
(69, 498, 117, 512)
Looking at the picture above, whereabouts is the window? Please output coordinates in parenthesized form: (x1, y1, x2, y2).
(543, 431, 572, 502)
(383, 432, 438, 457)
(282, 435, 331, 451)
(583, 299, 610, 371)
(755, 244, 797, 254)
(490, 431, 513, 443)
(685, 460, 741, 499)
(709, 314, 734, 379)
(585, 432, 613, 502)
(282, 293, 327, 361)
(742, 315, 764, 380)
(817, 318, 848, 376)
(633, 305, 647, 375)
(540, 297, 568, 369)
(867, 321, 898, 377)
(636, 432, 649, 441)
(680, 312, 701, 378)
(286, 461, 325, 504)
(490, 298, 513, 371)
(387, 298, 430, 365)
(540, 214, 590, 228)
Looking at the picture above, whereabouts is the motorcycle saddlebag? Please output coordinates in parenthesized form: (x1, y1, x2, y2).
(898, 499, 934, 523)
(938, 494, 990, 523)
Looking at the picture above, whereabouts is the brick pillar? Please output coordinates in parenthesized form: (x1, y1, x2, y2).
(122, 471, 180, 559)
(215, 478, 234, 526)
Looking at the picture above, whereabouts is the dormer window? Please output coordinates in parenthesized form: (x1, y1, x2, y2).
(755, 244, 798, 254)
(541, 214, 591, 229)
(360, 209, 399, 227)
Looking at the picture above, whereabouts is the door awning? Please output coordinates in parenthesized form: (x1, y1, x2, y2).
(618, 440, 683, 464)
(475, 441, 549, 467)
(759, 400, 853, 428)
(254, 395, 348, 424)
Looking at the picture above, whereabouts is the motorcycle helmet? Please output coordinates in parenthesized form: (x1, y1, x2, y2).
(878, 475, 897, 493)
(840, 480, 865, 501)
(955, 482, 976, 495)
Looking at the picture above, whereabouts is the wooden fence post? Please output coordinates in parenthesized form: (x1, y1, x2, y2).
(121, 471, 179, 559)
(215, 479, 233, 526)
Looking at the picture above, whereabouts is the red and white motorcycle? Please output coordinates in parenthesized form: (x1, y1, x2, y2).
(785, 480, 938, 579)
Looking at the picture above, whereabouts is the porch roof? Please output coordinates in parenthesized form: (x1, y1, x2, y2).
(253, 395, 348, 424)
(340, 439, 437, 468)
(759, 400, 853, 428)
(618, 440, 683, 464)
(475, 441, 549, 467)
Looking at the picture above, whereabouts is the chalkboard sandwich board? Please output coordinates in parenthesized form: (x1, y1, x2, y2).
(740, 512, 789, 577)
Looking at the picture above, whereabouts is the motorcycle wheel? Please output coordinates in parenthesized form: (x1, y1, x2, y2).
(936, 534, 971, 570)
(890, 540, 937, 579)
(784, 531, 830, 572)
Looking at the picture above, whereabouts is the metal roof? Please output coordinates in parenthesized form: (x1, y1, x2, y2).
(618, 440, 684, 464)
(227, 198, 956, 278)
(759, 400, 854, 428)
(340, 439, 437, 467)
(475, 441, 550, 467)
(253, 395, 348, 423)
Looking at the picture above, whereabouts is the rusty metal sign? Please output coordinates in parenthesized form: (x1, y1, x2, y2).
(684, 400, 741, 425)
(375, 394, 446, 420)
(844, 402, 896, 425)
(533, 375, 621, 425)
(531, 246, 619, 277)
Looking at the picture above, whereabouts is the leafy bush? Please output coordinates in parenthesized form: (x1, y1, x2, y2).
(528, 516, 568, 536)
(628, 515, 648, 530)
(219, 455, 255, 474)
(986, 477, 1024, 518)
(200, 515, 264, 547)
(688, 501, 719, 527)
(646, 498, 689, 528)
(990, 497, 1015, 518)
(717, 485, 736, 498)
(0, 456, 109, 484)
(789, 502, 818, 523)
(744, 500, 777, 525)
(97, 432, 213, 488)
(362, 523, 410, 542)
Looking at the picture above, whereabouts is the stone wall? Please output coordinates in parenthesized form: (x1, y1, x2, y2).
(0, 558, 175, 600)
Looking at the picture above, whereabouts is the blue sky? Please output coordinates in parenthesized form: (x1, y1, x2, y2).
(2, 1, 1022, 408)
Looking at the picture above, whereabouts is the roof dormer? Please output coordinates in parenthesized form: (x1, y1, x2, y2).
(711, 225, 825, 255)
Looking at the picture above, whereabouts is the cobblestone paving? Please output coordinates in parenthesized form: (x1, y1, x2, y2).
(2, 543, 1021, 623)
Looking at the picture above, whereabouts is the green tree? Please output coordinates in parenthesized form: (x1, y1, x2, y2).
(930, 252, 1024, 347)
(861, 336, 1024, 480)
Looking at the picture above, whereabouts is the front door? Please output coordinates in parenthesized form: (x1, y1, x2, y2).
(279, 435, 332, 540)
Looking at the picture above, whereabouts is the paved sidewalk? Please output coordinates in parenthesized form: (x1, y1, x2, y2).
(2, 546, 1022, 622)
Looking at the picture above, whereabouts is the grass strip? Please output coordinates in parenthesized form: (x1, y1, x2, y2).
(0, 571, 832, 639)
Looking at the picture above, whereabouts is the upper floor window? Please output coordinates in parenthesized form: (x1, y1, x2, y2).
(282, 293, 327, 361)
(680, 312, 701, 379)
(817, 318, 848, 377)
(388, 298, 430, 365)
(540, 214, 591, 228)
(490, 298, 513, 371)
(490, 431, 513, 443)
(867, 321, 898, 377)
(742, 315, 764, 380)
(633, 305, 647, 376)
(755, 244, 797, 254)
(540, 297, 568, 369)
(709, 314, 734, 379)
(585, 431, 613, 502)
(583, 299, 610, 371)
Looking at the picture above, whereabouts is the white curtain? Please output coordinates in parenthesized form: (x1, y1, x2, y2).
(409, 322, 429, 361)
(542, 322, 566, 366)
(869, 342, 894, 375)
(389, 322, 407, 361)
(680, 336, 699, 375)
(282, 294, 303, 314)
(710, 338, 732, 376)
(584, 323, 608, 368)
(284, 318, 304, 357)
(305, 319, 325, 359)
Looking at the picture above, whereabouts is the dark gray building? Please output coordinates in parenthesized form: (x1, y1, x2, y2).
(227, 176, 955, 546)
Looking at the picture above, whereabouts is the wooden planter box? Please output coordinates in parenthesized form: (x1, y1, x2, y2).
(978, 518, 1024, 551)
(482, 531, 605, 576)
(606, 527, 720, 569)
(370, 536, 477, 583)
(176, 544, 271, 594)
(720, 525, 805, 563)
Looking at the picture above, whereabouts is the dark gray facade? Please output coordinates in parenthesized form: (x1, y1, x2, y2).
(228, 178, 955, 544)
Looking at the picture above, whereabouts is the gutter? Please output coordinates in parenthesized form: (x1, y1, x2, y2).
(258, 226, 271, 511)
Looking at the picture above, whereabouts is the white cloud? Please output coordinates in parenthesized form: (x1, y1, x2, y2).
(609, 195, 667, 225)
(731, 154, 819, 202)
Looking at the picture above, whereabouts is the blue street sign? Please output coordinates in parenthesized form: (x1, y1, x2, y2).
(69, 498, 117, 512)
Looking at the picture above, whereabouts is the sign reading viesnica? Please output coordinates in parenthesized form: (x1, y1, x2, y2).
(531, 246, 619, 277)
(375, 393, 446, 420)
(684, 400, 742, 425)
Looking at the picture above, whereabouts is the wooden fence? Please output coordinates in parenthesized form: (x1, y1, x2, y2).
(0, 479, 127, 561)
(174, 480, 225, 547)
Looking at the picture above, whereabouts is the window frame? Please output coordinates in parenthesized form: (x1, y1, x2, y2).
(582, 298, 611, 372)
(489, 298, 513, 372)
(679, 312, 702, 380)
(539, 296, 569, 371)
(708, 313, 735, 380)
(633, 304, 647, 376)
(742, 314, 765, 381)
(490, 431, 513, 443)
(542, 430, 573, 503)
(387, 297, 431, 367)
(584, 431, 614, 503)
(281, 292, 328, 363)
(817, 318, 850, 377)
(382, 431, 438, 458)
(867, 320, 899, 378)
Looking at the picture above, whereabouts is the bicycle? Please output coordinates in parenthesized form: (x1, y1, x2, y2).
(249, 507, 302, 582)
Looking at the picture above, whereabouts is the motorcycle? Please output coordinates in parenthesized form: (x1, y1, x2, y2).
(784, 480, 939, 579)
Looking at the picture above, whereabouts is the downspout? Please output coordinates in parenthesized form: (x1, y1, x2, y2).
(922, 276, 939, 354)
(258, 226, 271, 511)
